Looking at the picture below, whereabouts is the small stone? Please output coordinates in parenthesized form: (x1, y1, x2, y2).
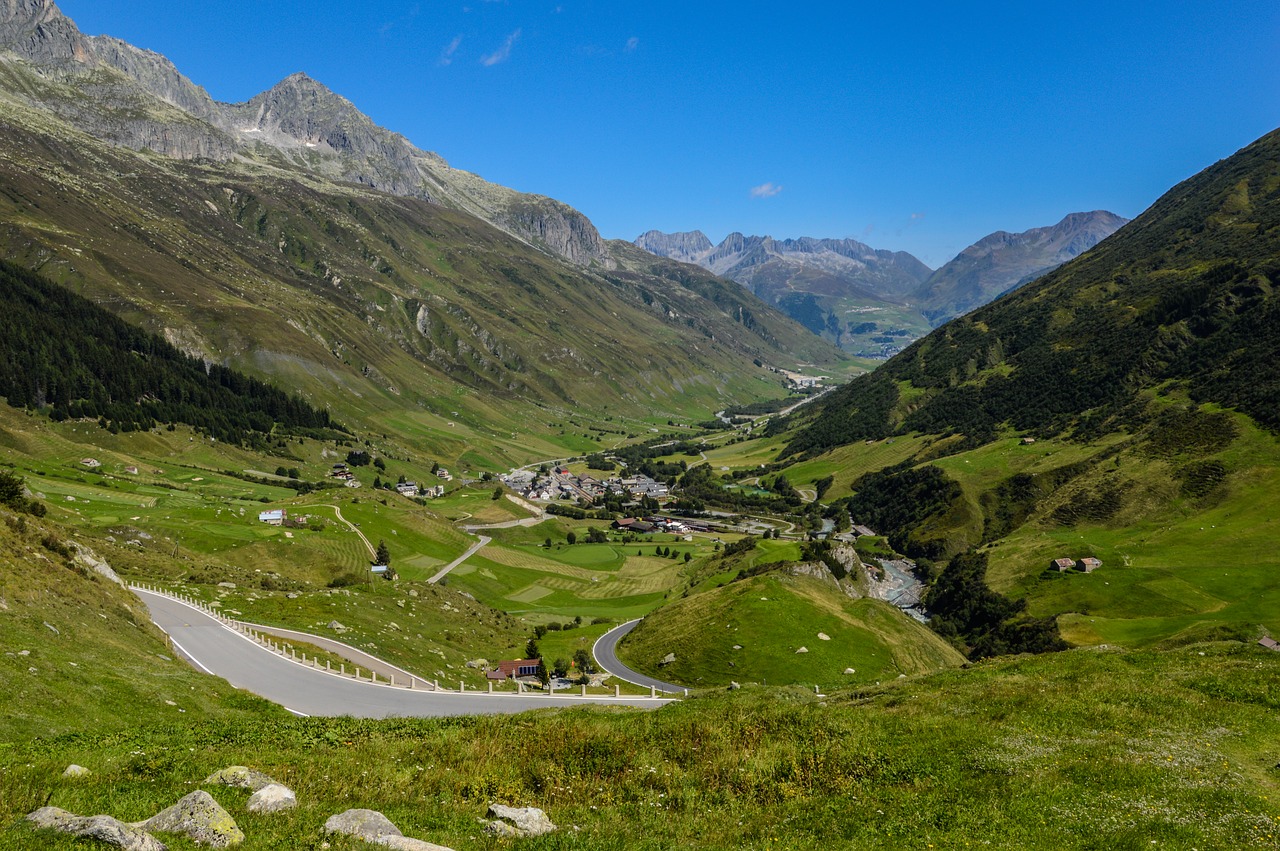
(844, 668, 856, 674)
(44, 622, 60, 636)
(732, 645, 742, 650)
(327, 621, 347, 631)
(728, 681, 741, 691)
(817, 632, 831, 641)
(795, 647, 809, 654)
(659, 652, 676, 666)
(324, 808, 455, 849)
(202, 766, 277, 792)
(63, 765, 91, 779)
(485, 804, 556, 837)
(408, 590, 419, 598)
(217, 582, 236, 589)
(246, 784, 296, 814)
(388, 622, 401, 631)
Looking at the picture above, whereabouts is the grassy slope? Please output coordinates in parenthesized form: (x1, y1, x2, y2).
(618, 573, 965, 688)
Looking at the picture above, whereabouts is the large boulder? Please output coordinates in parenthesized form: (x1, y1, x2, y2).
(202, 766, 277, 792)
(139, 790, 243, 848)
(485, 804, 556, 837)
(246, 784, 296, 814)
(27, 807, 166, 851)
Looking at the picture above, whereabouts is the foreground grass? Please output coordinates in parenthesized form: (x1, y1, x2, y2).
(3, 645, 1280, 849)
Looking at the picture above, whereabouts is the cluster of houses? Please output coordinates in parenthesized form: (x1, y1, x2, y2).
(329, 464, 362, 488)
(612, 516, 704, 536)
(502, 468, 670, 505)
(1051, 557, 1103, 573)
(394, 480, 445, 499)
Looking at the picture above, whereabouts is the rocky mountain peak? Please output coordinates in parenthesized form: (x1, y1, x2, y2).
(634, 230, 713, 264)
(0, 0, 90, 65)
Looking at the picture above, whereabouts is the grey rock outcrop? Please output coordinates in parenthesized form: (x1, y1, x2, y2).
(202, 766, 277, 792)
(72, 544, 123, 585)
(27, 807, 167, 851)
(246, 784, 296, 814)
(139, 790, 243, 848)
(324, 809, 455, 850)
(485, 804, 556, 837)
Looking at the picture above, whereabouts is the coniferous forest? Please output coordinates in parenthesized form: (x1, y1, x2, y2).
(0, 260, 342, 444)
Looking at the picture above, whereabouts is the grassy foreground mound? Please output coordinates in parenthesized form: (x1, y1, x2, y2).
(2, 642, 1279, 849)
(617, 572, 965, 688)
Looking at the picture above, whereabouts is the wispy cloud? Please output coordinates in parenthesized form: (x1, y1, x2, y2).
(439, 35, 463, 66)
(625, 36, 640, 52)
(910, 212, 925, 220)
(750, 182, 783, 199)
(481, 28, 521, 66)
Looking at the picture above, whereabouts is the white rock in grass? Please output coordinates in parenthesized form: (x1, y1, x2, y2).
(63, 764, 91, 779)
(324, 809, 457, 850)
(139, 790, 243, 848)
(203, 766, 277, 792)
(485, 804, 556, 837)
(795, 647, 809, 654)
(246, 784, 296, 814)
(817, 633, 831, 641)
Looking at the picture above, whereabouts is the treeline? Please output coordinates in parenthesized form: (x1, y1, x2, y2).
(0, 261, 343, 444)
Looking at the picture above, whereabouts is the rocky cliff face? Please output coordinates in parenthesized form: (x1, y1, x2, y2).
(634, 230, 714, 264)
(0, 0, 615, 268)
(915, 210, 1129, 325)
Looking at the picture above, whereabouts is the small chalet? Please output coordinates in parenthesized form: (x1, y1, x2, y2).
(612, 518, 636, 531)
(852, 525, 877, 538)
(1078, 557, 1102, 573)
(1020, 437, 1037, 446)
(488, 659, 542, 680)
(1050, 558, 1076, 572)
(258, 509, 286, 526)
(80, 458, 101, 469)
(124, 466, 139, 475)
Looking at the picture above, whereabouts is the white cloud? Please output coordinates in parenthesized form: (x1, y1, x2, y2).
(439, 35, 463, 66)
(625, 36, 639, 52)
(750, 182, 783, 199)
(910, 211, 926, 220)
(481, 28, 521, 66)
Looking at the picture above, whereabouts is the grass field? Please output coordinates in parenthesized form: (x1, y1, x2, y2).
(617, 572, 965, 689)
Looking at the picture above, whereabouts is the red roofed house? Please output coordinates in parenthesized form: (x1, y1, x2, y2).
(487, 659, 542, 680)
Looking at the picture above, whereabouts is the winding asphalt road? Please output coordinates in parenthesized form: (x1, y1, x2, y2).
(593, 620, 688, 695)
(135, 589, 674, 717)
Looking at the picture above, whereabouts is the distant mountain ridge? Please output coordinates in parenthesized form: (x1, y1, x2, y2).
(0, 0, 615, 269)
(636, 229, 934, 355)
(915, 211, 1129, 325)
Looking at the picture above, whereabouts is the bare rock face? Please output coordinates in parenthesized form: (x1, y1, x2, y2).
(139, 790, 243, 848)
(27, 807, 167, 851)
(484, 804, 557, 838)
(0, 0, 90, 66)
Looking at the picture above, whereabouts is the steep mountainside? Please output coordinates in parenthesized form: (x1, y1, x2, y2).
(0, 0, 618, 269)
(636, 229, 933, 356)
(0, 1, 845, 456)
(915, 211, 1129, 325)
(786, 133, 1280, 458)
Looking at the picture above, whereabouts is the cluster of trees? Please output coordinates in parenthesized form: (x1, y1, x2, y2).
(924, 550, 1066, 660)
(0, 261, 342, 444)
(0, 469, 46, 517)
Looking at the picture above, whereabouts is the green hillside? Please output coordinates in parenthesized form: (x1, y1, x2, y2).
(725, 127, 1280, 654)
(618, 571, 965, 688)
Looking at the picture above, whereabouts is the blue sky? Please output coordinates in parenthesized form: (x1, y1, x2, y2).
(58, 0, 1280, 267)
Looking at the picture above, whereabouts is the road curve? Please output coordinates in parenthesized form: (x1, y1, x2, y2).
(427, 535, 491, 584)
(593, 620, 689, 695)
(135, 589, 674, 718)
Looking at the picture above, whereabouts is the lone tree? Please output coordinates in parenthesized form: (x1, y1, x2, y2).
(525, 638, 540, 660)
(375, 539, 392, 566)
(572, 648, 594, 675)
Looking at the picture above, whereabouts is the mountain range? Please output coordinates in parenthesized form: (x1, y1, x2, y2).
(0, 0, 845, 463)
(636, 211, 1127, 355)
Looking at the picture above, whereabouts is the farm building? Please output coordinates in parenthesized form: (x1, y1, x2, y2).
(1078, 557, 1102, 573)
(258, 509, 286, 526)
(1050, 558, 1076, 572)
(487, 659, 542, 680)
